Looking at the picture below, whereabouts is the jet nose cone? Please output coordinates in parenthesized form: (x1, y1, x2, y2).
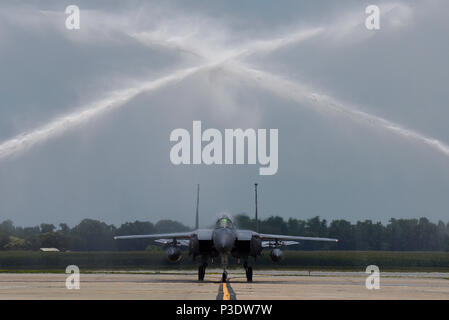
(213, 228, 235, 254)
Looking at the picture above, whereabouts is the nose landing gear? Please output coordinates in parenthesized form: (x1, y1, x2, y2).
(221, 270, 228, 283)
(221, 254, 228, 283)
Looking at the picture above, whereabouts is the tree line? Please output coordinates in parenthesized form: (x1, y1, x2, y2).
(0, 219, 189, 251)
(233, 215, 449, 251)
(0, 214, 449, 251)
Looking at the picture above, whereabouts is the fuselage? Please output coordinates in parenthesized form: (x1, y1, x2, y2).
(212, 215, 236, 255)
(213, 226, 236, 254)
(189, 214, 262, 261)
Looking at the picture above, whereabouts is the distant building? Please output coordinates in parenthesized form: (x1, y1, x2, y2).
(39, 248, 60, 252)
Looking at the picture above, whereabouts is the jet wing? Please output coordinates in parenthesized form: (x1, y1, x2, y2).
(114, 231, 194, 240)
(256, 233, 338, 243)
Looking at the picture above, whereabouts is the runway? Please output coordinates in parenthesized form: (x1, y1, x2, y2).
(1, 270, 449, 300)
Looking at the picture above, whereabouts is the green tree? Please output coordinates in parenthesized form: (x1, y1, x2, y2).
(329, 220, 354, 250)
(40, 223, 56, 233)
(260, 216, 288, 234)
(4, 236, 27, 250)
(234, 214, 254, 230)
(116, 221, 156, 250)
(59, 223, 71, 234)
(71, 219, 116, 251)
(39, 232, 70, 250)
(0, 232, 9, 249)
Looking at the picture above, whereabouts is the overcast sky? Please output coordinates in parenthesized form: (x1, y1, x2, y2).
(0, 0, 448, 228)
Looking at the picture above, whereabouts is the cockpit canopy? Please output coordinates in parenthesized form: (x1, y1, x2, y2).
(215, 216, 234, 229)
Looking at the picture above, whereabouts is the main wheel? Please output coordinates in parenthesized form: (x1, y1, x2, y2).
(198, 266, 205, 281)
(246, 267, 253, 282)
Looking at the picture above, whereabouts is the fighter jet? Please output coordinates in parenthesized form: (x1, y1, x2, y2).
(114, 184, 338, 282)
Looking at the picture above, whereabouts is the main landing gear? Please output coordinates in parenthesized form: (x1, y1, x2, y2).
(198, 262, 207, 281)
(243, 261, 253, 282)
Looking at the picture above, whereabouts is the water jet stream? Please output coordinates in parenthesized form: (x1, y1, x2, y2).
(1, 5, 447, 161)
(227, 62, 449, 157)
(134, 23, 449, 159)
(0, 26, 323, 161)
(0, 65, 207, 160)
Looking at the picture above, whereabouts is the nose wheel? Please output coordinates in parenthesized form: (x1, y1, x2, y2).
(221, 270, 228, 283)
(220, 254, 228, 282)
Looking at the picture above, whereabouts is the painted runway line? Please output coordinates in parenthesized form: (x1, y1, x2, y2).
(216, 282, 237, 300)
